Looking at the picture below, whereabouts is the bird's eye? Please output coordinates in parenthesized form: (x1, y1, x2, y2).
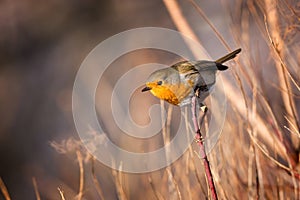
(157, 81, 163, 85)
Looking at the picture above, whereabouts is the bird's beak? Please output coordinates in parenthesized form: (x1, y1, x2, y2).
(141, 86, 151, 92)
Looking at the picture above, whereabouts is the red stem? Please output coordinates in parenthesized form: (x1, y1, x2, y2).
(191, 96, 218, 200)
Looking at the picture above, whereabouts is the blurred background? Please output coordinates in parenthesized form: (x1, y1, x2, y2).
(0, 0, 299, 199)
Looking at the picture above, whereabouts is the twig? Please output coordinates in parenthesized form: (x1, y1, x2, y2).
(185, 102, 207, 194)
(0, 177, 11, 200)
(264, 12, 300, 94)
(166, 168, 182, 200)
(264, 5, 300, 133)
(160, 100, 178, 199)
(284, 0, 300, 20)
(91, 158, 105, 200)
(111, 162, 127, 200)
(76, 150, 84, 200)
(162, 0, 209, 58)
(166, 104, 173, 143)
(284, 126, 300, 138)
(32, 177, 41, 200)
(252, 84, 264, 198)
(284, 116, 300, 138)
(58, 187, 66, 200)
(148, 176, 165, 200)
(247, 144, 255, 199)
(247, 129, 300, 180)
(189, 0, 230, 50)
(191, 96, 218, 200)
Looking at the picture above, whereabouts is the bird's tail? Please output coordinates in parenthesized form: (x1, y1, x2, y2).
(215, 48, 241, 64)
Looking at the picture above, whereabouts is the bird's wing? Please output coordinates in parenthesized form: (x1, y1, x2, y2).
(171, 61, 198, 74)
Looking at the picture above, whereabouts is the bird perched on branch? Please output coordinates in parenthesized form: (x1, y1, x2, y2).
(142, 48, 241, 107)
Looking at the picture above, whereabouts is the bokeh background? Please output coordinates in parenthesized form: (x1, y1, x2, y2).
(0, 0, 299, 199)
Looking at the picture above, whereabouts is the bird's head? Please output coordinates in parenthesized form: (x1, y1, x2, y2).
(141, 68, 183, 105)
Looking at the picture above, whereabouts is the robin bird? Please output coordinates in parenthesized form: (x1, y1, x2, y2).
(142, 48, 241, 107)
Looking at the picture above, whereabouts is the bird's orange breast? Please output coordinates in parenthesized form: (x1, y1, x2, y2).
(146, 82, 192, 105)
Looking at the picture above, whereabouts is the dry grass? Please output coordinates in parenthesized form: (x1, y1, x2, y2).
(1, 0, 299, 199)
(0, 177, 11, 200)
(58, 187, 66, 200)
(32, 177, 41, 200)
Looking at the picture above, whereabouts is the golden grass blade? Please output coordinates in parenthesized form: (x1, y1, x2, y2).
(0, 177, 11, 200)
(58, 187, 66, 200)
(32, 177, 41, 200)
(76, 151, 84, 200)
(162, 0, 209, 58)
(91, 158, 105, 200)
(264, 1, 299, 135)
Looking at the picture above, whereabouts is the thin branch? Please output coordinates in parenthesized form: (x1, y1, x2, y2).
(111, 162, 127, 200)
(264, 10, 300, 135)
(247, 129, 297, 173)
(148, 176, 165, 200)
(76, 151, 84, 200)
(184, 107, 207, 193)
(58, 187, 66, 200)
(189, 0, 230, 50)
(166, 169, 182, 200)
(32, 177, 41, 200)
(191, 96, 218, 200)
(160, 100, 177, 198)
(252, 84, 265, 198)
(162, 0, 209, 58)
(284, 126, 300, 138)
(264, 15, 300, 92)
(166, 104, 173, 143)
(283, 0, 300, 21)
(91, 158, 105, 200)
(0, 177, 11, 200)
(267, 80, 300, 98)
(247, 144, 255, 199)
(284, 116, 300, 138)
